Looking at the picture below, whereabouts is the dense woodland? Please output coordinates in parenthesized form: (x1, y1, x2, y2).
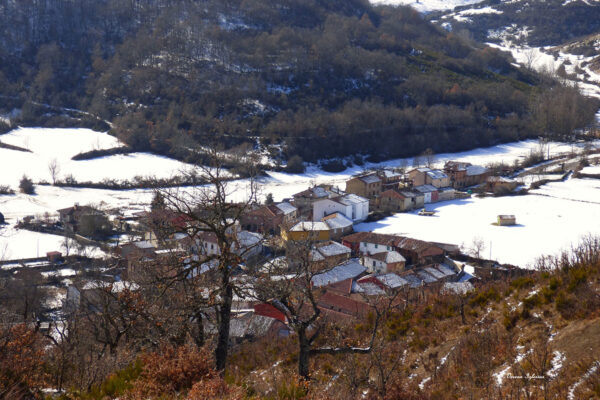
(0, 0, 598, 163)
(448, 0, 600, 48)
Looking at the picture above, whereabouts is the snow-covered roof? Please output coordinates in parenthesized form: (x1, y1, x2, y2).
(359, 174, 381, 184)
(357, 282, 386, 295)
(424, 266, 446, 279)
(275, 202, 297, 215)
(466, 165, 488, 176)
(442, 282, 474, 295)
(134, 240, 155, 249)
(311, 259, 366, 287)
(377, 273, 409, 289)
(400, 191, 420, 198)
(323, 213, 353, 230)
(314, 241, 351, 258)
(416, 270, 438, 283)
(414, 184, 438, 193)
(367, 251, 406, 264)
(382, 170, 402, 178)
(289, 221, 330, 232)
(436, 264, 456, 277)
(339, 193, 368, 205)
(426, 170, 448, 180)
(82, 280, 139, 293)
(236, 230, 263, 248)
(402, 273, 424, 288)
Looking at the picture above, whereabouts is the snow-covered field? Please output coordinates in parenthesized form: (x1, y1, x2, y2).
(356, 179, 600, 268)
(369, 0, 484, 13)
(0, 127, 198, 187)
(0, 228, 105, 260)
(1, 127, 600, 265)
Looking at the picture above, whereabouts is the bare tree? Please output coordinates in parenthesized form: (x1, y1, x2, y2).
(151, 148, 261, 373)
(255, 239, 398, 380)
(48, 158, 60, 185)
(468, 236, 486, 263)
(523, 48, 540, 71)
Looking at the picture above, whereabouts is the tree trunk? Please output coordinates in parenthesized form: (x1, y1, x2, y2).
(298, 329, 311, 380)
(215, 282, 233, 372)
(194, 309, 205, 347)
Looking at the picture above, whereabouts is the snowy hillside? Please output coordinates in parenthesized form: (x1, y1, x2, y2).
(369, 0, 484, 13)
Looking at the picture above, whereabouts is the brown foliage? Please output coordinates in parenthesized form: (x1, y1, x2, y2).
(123, 345, 241, 400)
(0, 324, 48, 399)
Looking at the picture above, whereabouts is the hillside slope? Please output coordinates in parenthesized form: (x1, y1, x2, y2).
(0, 0, 596, 163)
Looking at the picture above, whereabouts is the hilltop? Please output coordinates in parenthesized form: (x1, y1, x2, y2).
(0, 0, 597, 164)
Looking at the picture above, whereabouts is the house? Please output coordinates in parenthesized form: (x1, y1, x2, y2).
(345, 174, 382, 199)
(46, 251, 63, 263)
(57, 204, 105, 234)
(311, 259, 366, 288)
(64, 280, 139, 313)
(497, 215, 516, 226)
(317, 290, 371, 317)
(228, 311, 291, 343)
(377, 189, 421, 212)
(408, 168, 450, 188)
(310, 240, 352, 269)
(292, 185, 336, 215)
(486, 176, 519, 193)
(312, 193, 369, 223)
(362, 250, 406, 274)
(275, 202, 298, 223)
(444, 161, 490, 188)
(322, 212, 354, 239)
(414, 184, 438, 204)
(241, 204, 282, 234)
(341, 232, 446, 266)
(241, 204, 286, 235)
(378, 169, 404, 190)
(282, 221, 330, 242)
(437, 187, 456, 202)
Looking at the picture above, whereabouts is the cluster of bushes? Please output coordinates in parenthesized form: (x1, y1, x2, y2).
(42, 174, 210, 191)
(0, 185, 14, 195)
(71, 146, 134, 161)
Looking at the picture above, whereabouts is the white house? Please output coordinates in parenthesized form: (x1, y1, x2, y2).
(362, 251, 406, 274)
(312, 194, 369, 223)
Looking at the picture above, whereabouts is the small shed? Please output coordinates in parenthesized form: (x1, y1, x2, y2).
(47, 251, 63, 263)
(497, 215, 516, 226)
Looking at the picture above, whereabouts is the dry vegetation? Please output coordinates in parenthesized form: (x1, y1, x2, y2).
(1, 236, 599, 399)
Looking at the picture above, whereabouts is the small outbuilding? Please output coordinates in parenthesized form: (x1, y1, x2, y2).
(497, 215, 516, 226)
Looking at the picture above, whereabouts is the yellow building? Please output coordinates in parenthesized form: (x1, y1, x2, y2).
(282, 221, 331, 242)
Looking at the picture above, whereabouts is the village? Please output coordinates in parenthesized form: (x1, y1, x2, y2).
(1, 158, 540, 341)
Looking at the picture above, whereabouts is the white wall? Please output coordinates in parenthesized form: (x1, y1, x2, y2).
(359, 241, 392, 255)
(312, 199, 350, 221)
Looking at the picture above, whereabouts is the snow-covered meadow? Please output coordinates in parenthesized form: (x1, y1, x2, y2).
(1, 127, 600, 266)
(0, 127, 198, 187)
(356, 180, 600, 268)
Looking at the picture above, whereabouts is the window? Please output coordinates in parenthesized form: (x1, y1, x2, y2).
(372, 261, 376, 267)
(374, 244, 378, 249)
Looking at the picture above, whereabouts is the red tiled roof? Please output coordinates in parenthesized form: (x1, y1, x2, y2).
(318, 290, 370, 316)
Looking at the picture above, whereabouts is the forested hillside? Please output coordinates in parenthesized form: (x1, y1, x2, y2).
(0, 0, 597, 163)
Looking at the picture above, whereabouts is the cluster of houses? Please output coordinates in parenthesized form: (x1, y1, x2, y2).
(347, 161, 492, 214)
